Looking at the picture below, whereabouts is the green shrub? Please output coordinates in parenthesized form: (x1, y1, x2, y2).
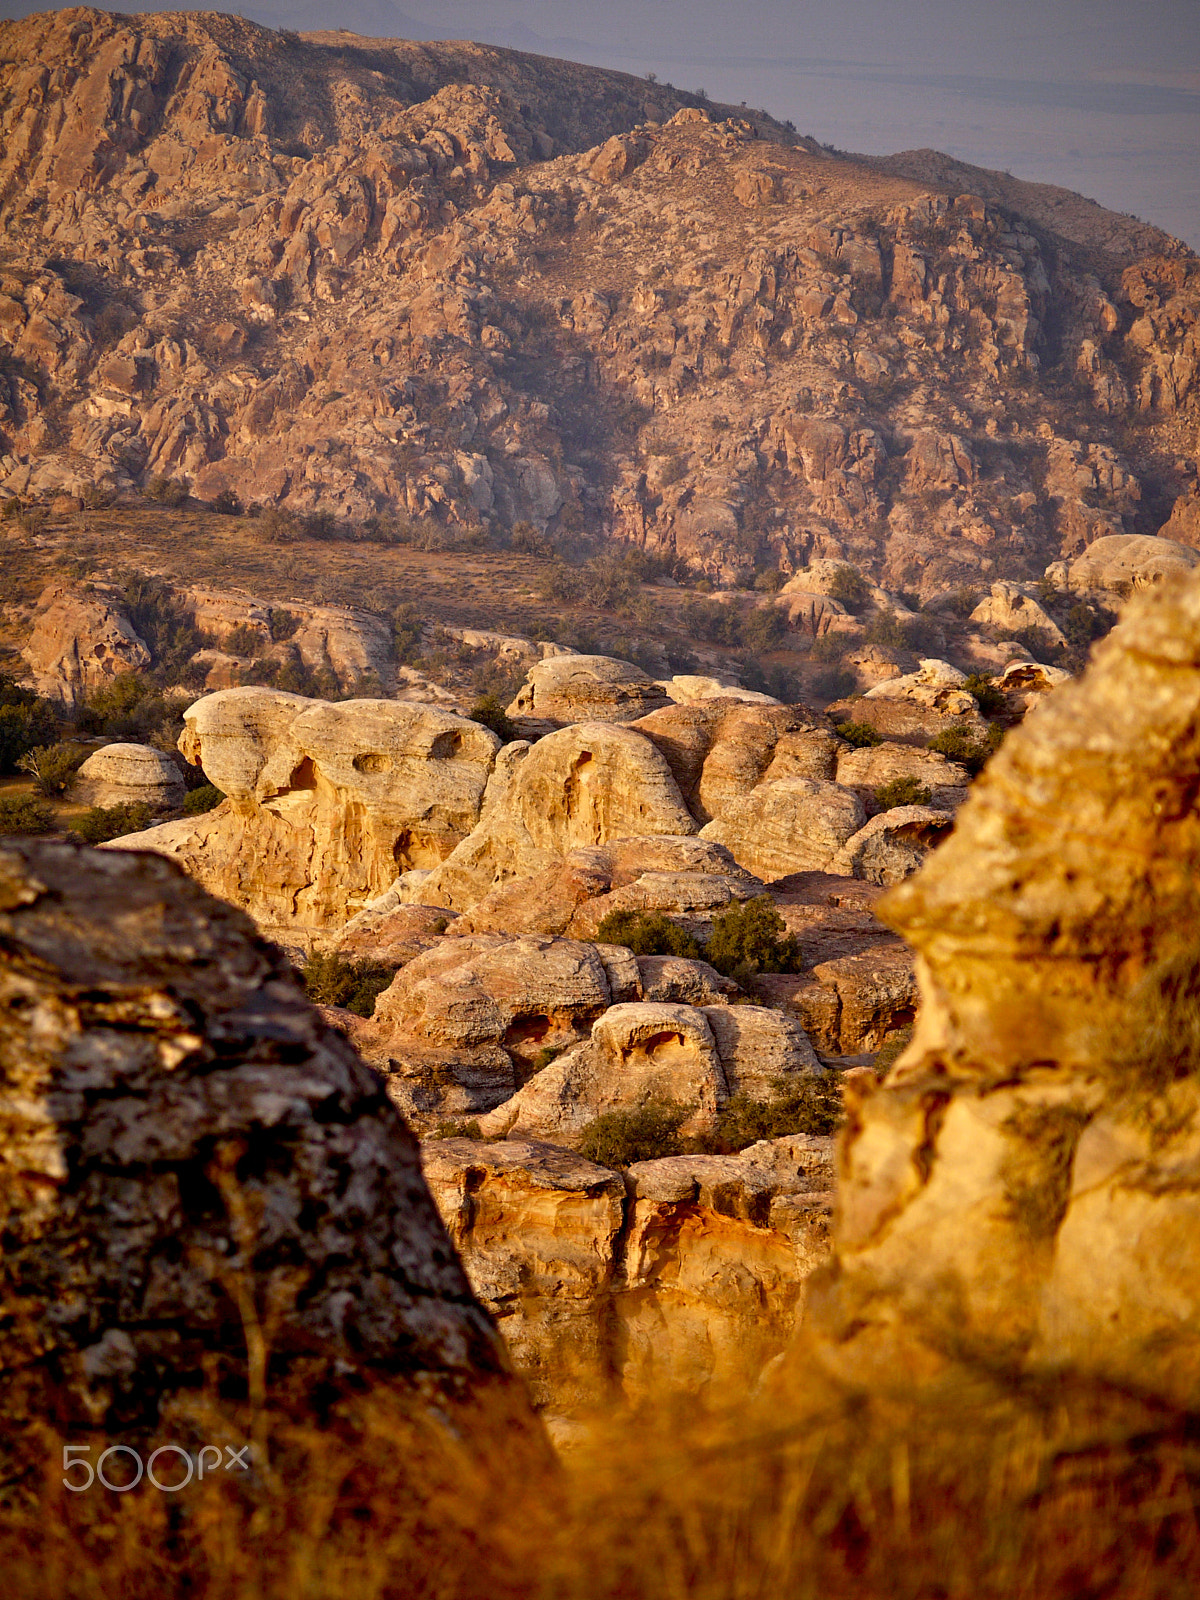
(0, 679, 58, 774)
(964, 673, 1006, 716)
(594, 909, 702, 960)
(19, 742, 85, 797)
(301, 951, 398, 1018)
(835, 720, 883, 748)
(863, 608, 906, 650)
(434, 1119, 483, 1141)
(811, 665, 857, 701)
(144, 475, 189, 508)
(827, 566, 869, 611)
(270, 607, 300, 642)
(222, 623, 262, 656)
(809, 632, 849, 662)
(71, 802, 153, 844)
(0, 793, 53, 834)
(874, 776, 932, 810)
(392, 603, 426, 665)
(927, 724, 990, 774)
(212, 488, 242, 515)
(469, 693, 517, 742)
(705, 1074, 844, 1151)
(183, 783, 225, 815)
(704, 896, 801, 980)
(578, 1100, 690, 1168)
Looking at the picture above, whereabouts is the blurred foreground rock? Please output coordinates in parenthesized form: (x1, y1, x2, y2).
(0, 839, 537, 1476)
(809, 569, 1200, 1410)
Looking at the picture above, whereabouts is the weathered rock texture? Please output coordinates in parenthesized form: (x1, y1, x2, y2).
(423, 1132, 835, 1417)
(0, 12, 1194, 595)
(72, 740, 186, 809)
(21, 581, 150, 706)
(0, 838, 534, 1473)
(808, 568, 1200, 1410)
(105, 687, 499, 933)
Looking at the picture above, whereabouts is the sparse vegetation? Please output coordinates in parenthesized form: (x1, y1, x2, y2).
(578, 1099, 691, 1167)
(874, 776, 932, 810)
(707, 1073, 844, 1149)
(827, 565, 869, 611)
(71, 802, 153, 843)
(0, 793, 53, 834)
(301, 951, 398, 1018)
(704, 896, 801, 980)
(835, 719, 884, 748)
(183, 783, 225, 814)
(594, 909, 703, 960)
(964, 672, 1006, 716)
(17, 741, 84, 797)
(469, 693, 518, 742)
(927, 724, 995, 775)
(0, 677, 58, 774)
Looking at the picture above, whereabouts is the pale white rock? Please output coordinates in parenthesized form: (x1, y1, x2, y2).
(72, 742, 186, 810)
(829, 804, 955, 886)
(863, 657, 976, 715)
(1057, 533, 1200, 597)
(700, 1004, 821, 1096)
(507, 654, 670, 732)
(969, 581, 1066, 646)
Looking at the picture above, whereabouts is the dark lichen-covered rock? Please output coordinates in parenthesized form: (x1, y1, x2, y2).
(0, 838, 535, 1473)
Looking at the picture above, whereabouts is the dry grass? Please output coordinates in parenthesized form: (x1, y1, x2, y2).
(5, 1357, 1200, 1600)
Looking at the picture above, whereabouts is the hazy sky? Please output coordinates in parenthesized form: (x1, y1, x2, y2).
(3, 1, 1197, 245)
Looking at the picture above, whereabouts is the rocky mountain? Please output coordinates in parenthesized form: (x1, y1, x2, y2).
(0, 7, 1197, 599)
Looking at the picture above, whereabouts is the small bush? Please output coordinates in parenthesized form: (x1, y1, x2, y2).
(874, 776, 932, 810)
(594, 909, 703, 960)
(863, 608, 906, 651)
(301, 951, 398, 1018)
(578, 1100, 690, 1168)
(0, 793, 53, 834)
(873, 1023, 914, 1077)
(0, 679, 58, 774)
(835, 720, 883, 748)
(469, 693, 517, 742)
(964, 672, 1006, 716)
(827, 566, 869, 611)
(704, 896, 801, 980)
(810, 665, 857, 701)
(183, 783, 225, 815)
(392, 604, 426, 665)
(212, 488, 242, 515)
(434, 1119, 483, 1141)
(144, 475, 189, 508)
(18, 742, 84, 797)
(71, 802, 153, 844)
(705, 1074, 844, 1151)
(927, 724, 992, 775)
(270, 607, 300, 642)
(809, 632, 849, 662)
(222, 624, 262, 657)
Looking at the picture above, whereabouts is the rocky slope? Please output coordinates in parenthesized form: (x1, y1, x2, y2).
(0, 8, 1196, 597)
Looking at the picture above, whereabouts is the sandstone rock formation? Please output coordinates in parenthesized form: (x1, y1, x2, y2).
(409, 722, 697, 911)
(506, 654, 670, 735)
(0, 837, 534, 1475)
(808, 567, 1200, 1410)
(830, 804, 956, 887)
(21, 581, 150, 705)
(1047, 532, 1200, 599)
(106, 687, 499, 934)
(478, 996, 821, 1147)
(423, 1131, 835, 1418)
(699, 778, 866, 880)
(72, 740, 186, 810)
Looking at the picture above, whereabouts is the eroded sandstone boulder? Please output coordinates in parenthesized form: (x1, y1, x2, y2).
(72, 741, 186, 810)
(808, 567, 1200, 1409)
(0, 838, 534, 1476)
(699, 777, 865, 880)
(506, 654, 670, 735)
(106, 689, 499, 933)
(410, 723, 697, 911)
(21, 582, 150, 706)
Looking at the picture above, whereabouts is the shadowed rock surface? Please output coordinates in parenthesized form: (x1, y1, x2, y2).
(0, 838, 536, 1476)
(808, 567, 1200, 1409)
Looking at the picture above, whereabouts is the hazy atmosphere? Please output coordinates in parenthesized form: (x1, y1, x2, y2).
(3, 0, 1197, 244)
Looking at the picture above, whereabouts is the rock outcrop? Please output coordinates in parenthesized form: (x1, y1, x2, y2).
(0, 837, 535, 1477)
(808, 567, 1200, 1410)
(106, 688, 499, 934)
(20, 582, 150, 706)
(72, 740, 186, 810)
(506, 654, 670, 735)
(423, 1131, 835, 1419)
